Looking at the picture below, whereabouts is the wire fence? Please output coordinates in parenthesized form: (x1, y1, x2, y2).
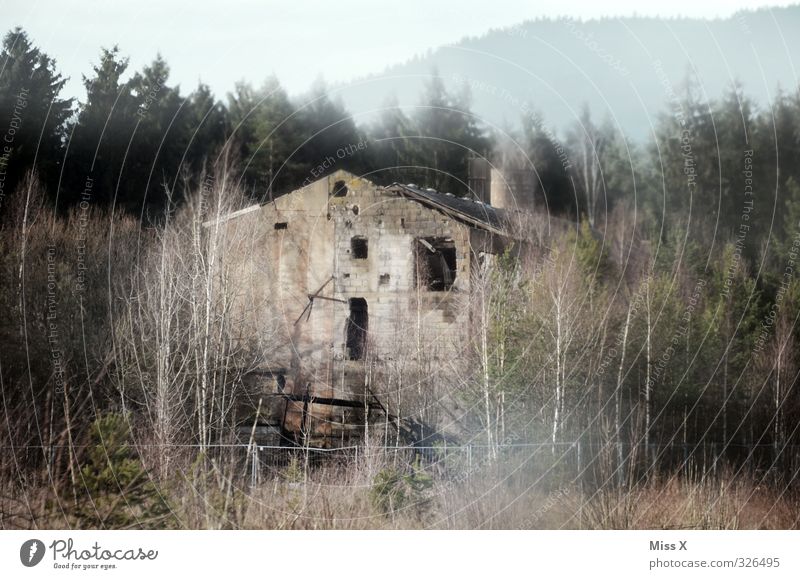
(215, 441, 800, 488)
(5, 440, 798, 488)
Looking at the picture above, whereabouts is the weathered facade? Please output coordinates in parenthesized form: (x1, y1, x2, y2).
(214, 170, 512, 446)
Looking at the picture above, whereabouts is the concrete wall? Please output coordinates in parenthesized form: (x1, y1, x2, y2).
(221, 171, 485, 444)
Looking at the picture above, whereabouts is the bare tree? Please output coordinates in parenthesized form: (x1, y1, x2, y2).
(767, 308, 798, 456)
(567, 107, 608, 228)
(114, 159, 263, 477)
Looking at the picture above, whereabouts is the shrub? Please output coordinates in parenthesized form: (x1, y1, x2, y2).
(370, 460, 433, 518)
(72, 413, 175, 529)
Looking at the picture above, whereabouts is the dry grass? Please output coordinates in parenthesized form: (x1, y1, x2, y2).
(575, 472, 800, 530)
(4, 454, 797, 530)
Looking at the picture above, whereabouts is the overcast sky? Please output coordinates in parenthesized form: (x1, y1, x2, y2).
(1, 0, 796, 102)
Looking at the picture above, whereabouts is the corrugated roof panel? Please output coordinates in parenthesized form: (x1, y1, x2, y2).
(391, 183, 505, 233)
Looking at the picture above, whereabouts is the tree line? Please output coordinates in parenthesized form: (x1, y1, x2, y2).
(4, 26, 800, 246)
(0, 27, 491, 217)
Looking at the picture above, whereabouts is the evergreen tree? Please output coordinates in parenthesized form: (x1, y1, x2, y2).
(651, 75, 719, 240)
(227, 77, 302, 198)
(74, 413, 175, 529)
(127, 55, 190, 211)
(0, 27, 71, 206)
(406, 71, 490, 194)
(63, 46, 136, 208)
(294, 81, 365, 182)
(520, 112, 572, 215)
(184, 82, 228, 176)
(566, 106, 631, 227)
(369, 96, 419, 185)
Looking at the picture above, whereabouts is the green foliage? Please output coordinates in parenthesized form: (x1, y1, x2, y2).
(0, 27, 72, 197)
(62, 47, 226, 213)
(369, 94, 415, 184)
(370, 461, 433, 517)
(228, 77, 365, 199)
(227, 77, 305, 195)
(772, 177, 800, 265)
(565, 105, 632, 225)
(520, 112, 572, 213)
(283, 454, 304, 484)
(565, 219, 610, 281)
(487, 247, 531, 399)
(369, 70, 490, 194)
(73, 413, 175, 529)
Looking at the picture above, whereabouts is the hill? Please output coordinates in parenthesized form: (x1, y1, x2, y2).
(335, 6, 800, 139)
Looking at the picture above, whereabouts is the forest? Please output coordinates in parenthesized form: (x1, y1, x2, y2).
(1, 26, 799, 529)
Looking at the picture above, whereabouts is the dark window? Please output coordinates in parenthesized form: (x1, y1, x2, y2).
(379, 274, 390, 285)
(274, 222, 288, 230)
(346, 298, 368, 360)
(333, 180, 348, 197)
(415, 237, 457, 291)
(351, 236, 368, 259)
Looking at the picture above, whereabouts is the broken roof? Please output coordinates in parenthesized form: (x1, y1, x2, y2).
(388, 183, 505, 235)
(204, 172, 508, 234)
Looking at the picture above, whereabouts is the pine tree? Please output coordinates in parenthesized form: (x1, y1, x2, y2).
(227, 77, 302, 198)
(127, 55, 190, 211)
(294, 80, 365, 181)
(410, 71, 490, 194)
(184, 82, 228, 176)
(0, 27, 72, 204)
(63, 46, 136, 208)
(74, 413, 175, 529)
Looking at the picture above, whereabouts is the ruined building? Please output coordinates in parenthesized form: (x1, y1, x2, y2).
(213, 169, 535, 447)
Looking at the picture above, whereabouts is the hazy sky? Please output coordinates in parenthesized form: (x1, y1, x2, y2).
(1, 0, 796, 102)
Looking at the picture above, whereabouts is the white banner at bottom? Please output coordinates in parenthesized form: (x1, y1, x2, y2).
(1, 530, 797, 578)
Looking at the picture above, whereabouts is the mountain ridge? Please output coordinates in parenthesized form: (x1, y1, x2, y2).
(334, 5, 800, 140)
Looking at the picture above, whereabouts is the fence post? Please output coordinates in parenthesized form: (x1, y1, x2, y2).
(249, 445, 259, 488)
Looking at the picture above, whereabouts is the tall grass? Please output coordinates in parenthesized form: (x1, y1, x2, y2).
(2, 445, 797, 530)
